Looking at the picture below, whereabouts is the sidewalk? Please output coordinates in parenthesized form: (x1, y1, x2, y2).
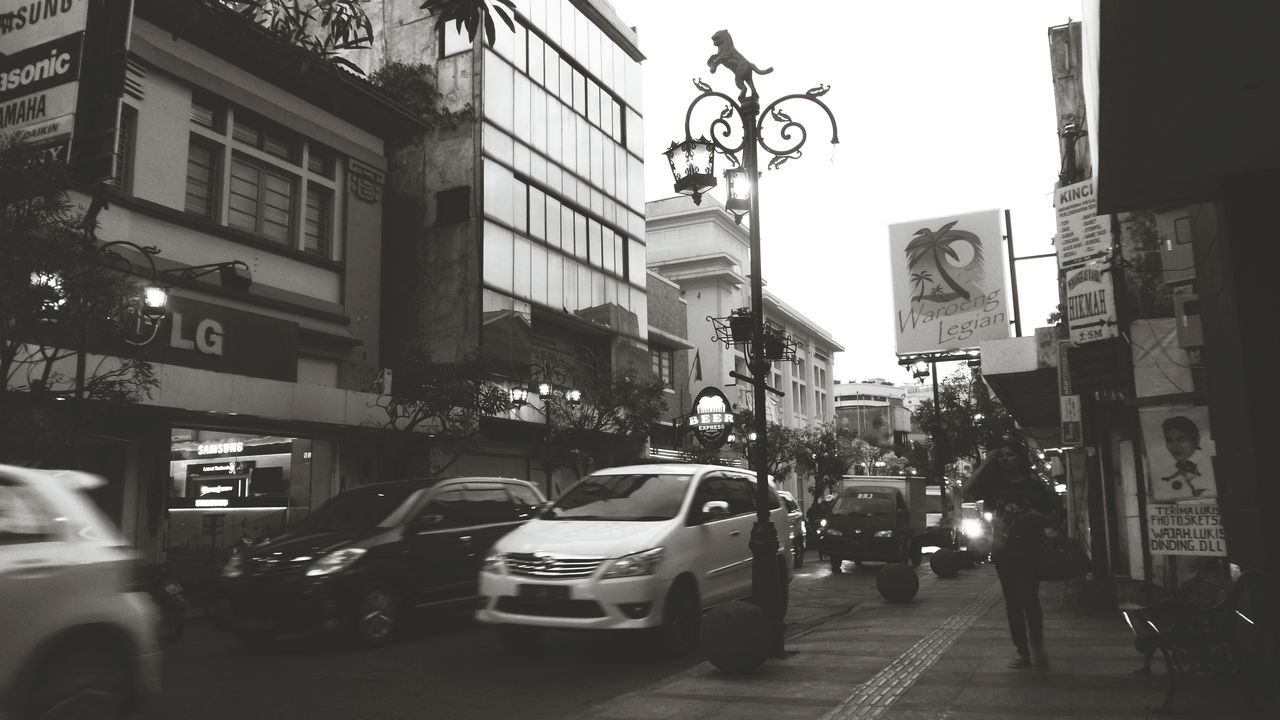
(567, 563, 1269, 720)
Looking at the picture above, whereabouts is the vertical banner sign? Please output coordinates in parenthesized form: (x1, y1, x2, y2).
(1064, 258, 1118, 344)
(1054, 178, 1114, 268)
(1057, 339, 1082, 448)
(889, 209, 1010, 355)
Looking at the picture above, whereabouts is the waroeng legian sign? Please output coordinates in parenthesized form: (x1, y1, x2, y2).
(682, 387, 734, 450)
(889, 209, 1010, 355)
(1054, 178, 1114, 268)
(1064, 258, 1118, 344)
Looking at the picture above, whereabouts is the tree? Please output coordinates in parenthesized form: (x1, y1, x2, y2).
(545, 367, 667, 482)
(373, 346, 515, 475)
(419, 0, 516, 47)
(725, 408, 808, 480)
(1, 139, 160, 464)
(911, 367, 1015, 470)
(792, 424, 858, 501)
(217, 0, 373, 72)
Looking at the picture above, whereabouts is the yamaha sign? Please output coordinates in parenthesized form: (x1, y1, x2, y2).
(683, 387, 734, 450)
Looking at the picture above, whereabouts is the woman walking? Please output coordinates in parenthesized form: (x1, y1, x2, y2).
(963, 437, 1062, 669)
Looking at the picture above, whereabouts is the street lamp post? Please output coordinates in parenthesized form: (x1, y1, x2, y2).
(665, 33, 837, 664)
(511, 362, 581, 497)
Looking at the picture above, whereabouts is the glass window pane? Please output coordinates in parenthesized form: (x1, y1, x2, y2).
(589, 220, 602, 268)
(559, 59, 572, 104)
(627, 154, 643, 211)
(601, 229, 615, 274)
(560, 3, 574, 51)
(560, 205, 573, 252)
(573, 213, 587, 260)
(602, 141, 615, 196)
(592, 270, 605, 306)
(483, 122, 515, 164)
(588, 25, 601, 77)
(613, 232, 625, 275)
(442, 19, 471, 56)
(545, 0, 559, 44)
(545, 196, 561, 249)
(590, 127, 603, 187)
(514, 75, 531, 143)
(561, 101, 575, 171)
(483, 222, 515, 292)
(547, 252, 563, 309)
(513, 141, 530, 176)
(304, 186, 331, 256)
(514, 23, 527, 73)
(576, 116, 589, 177)
(228, 158, 260, 232)
(562, 255, 577, 310)
(529, 187, 546, 241)
(484, 51, 515, 132)
(586, 81, 597, 126)
(625, 108, 643, 155)
(513, 236, 531, 299)
(513, 179, 528, 232)
(544, 44, 559, 95)
(261, 169, 294, 242)
(530, 243, 548, 306)
(571, 68, 584, 115)
(546, 98, 562, 159)
(577, 264, 591, 311)
(483, 159, 515, 225)
(530, 86, 547, 153)
(628, 238, 645, 284)
(492, 12, 516, 62)
(575, 10, 588, 63)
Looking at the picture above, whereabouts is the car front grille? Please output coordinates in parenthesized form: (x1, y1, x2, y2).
(505, 553, 605, 579)
(243, 556, 310, 577)
(495, 597, 606, 618)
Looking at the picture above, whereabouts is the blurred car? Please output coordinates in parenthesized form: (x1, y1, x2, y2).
(777, 490, 806, 568)
(0, 464, 161, 719)
(958, 502, 992, 559)
(476, 464, 792, 656)
(213, 476, 545, 647)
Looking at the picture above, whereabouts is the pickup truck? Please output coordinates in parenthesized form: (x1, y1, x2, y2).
(820, 476, 927, 571)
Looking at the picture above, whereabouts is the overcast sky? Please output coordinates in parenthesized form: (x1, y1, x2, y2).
(612, 0, 1083, 385)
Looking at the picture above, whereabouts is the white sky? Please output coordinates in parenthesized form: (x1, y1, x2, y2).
(612, 0, 1083, 385)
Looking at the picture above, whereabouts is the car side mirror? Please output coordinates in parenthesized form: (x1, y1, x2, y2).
(700, 500, 730, 518)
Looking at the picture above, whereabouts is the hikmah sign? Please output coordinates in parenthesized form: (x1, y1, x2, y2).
(682, 387, 734, 450)
(1064, 259, 1117, 345)
(889, 209, 1010, 355)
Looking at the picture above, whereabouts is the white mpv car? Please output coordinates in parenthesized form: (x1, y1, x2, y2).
(476, 464, 791, 655)
(0, 465, 162, 719)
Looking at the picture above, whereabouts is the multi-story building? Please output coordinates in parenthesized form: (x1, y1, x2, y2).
(833, 379, 913, 449)
(1, 0, 424, 575)
(353, 1, 647, 496)
(645, 195, 844, 437)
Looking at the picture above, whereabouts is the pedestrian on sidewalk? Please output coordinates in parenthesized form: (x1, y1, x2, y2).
(962, 437, 1062, 670)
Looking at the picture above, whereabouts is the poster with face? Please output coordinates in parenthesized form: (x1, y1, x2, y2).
(1140, 405, 1216, 502)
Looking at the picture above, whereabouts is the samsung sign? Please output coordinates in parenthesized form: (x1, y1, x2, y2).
(0, 1, 89, 55)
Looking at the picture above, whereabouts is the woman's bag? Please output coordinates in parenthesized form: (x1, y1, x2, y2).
(1038, 533, 1091, 581)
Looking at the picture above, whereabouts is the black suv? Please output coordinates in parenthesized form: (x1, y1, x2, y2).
(213, 476, 545, 647)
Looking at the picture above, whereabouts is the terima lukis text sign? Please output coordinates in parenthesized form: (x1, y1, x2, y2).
(1147, 501, 1226, 557)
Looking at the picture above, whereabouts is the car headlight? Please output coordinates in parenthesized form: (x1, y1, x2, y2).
(305, 548, 367, 577)
(221, 554, 243, 578)
(873, 530, 894, 538)
(602, 547, 664, 579)
(482, 552, 507, 574)
(819, 518, 828, 528)
(825, 528, 843, 537)
(962, 518, 984, 538)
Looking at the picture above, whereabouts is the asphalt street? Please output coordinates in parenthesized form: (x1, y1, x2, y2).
(137, 556, 917, 720)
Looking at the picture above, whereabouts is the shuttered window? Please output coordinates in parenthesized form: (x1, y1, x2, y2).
(229, 156, 294, 242)
(111, 105, 136, 191)
(304, 186, 331, 255)
(184, 138, 218, 219)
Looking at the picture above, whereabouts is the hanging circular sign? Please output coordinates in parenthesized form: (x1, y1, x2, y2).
(683, 387, 734, 449)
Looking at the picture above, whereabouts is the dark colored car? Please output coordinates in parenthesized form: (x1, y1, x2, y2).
(212, 476, 545, 647)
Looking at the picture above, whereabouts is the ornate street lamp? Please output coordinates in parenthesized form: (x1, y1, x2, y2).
(663, 136, 718, 204)
(665, 30, 837, 671)
(512, 361, 582, 497)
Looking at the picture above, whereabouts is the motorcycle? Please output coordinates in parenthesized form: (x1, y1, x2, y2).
(143, 563, 190, 646)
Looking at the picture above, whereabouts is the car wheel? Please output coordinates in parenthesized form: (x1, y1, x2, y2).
(829, 556, 843, 573)
(25, 643, 131, 720)
(349, 586, 400, 648)
(498, 625, 545, 653)
(657, 580, 701, 657)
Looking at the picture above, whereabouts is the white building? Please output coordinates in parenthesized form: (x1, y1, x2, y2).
(645, 196, 844, 431)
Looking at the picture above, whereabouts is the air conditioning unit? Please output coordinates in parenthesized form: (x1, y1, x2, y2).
(1174, 294, 1203, 347)
(1154, 207, 1196, 286)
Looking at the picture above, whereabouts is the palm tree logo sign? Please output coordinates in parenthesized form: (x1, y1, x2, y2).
(905, 220, 985, 305)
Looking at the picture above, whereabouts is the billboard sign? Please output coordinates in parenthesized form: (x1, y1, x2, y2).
(1147, 501, 1226, 557)
(1064, 258, 1118, 344)
(0, 30, 82, 147)
(1140, 405, 1216, 503)
(890, 209, 1010, 355)
(0, 0, 89, 55)
(1054, 178, 1113, 268)
(682, 386, 734, 450)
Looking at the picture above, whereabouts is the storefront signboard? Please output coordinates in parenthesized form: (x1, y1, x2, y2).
(1064, 259, 1118, 345)
(889, 209, 1010, 355)
(682, 387, 734, 450)
(0, 31, 83, 154)
(1059, 394, 1082, 447)
(1147, 501, 1226, 557)
(155, 296, 299, 382)
(1054, 178, 1113, 268)
(0, 0, 91, 55)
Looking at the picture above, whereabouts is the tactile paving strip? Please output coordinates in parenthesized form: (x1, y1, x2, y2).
(817, 580, 1004, 720)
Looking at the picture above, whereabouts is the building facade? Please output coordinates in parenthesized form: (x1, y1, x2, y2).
(645, 195, 845, 491)
(833, 379, 913, 450)
(1, 0, 424, 582)
(352, 1, 648, 496)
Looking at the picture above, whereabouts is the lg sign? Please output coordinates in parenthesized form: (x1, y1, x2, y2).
(170, 311, 224, 356)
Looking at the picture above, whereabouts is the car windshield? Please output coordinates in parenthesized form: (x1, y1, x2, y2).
(833, 491, 896, 515)
(543, 473, 689, 521)
(292, 485, 420, 531)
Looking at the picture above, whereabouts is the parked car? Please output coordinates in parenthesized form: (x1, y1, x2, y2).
(777, 490, 806, 568)
(212, 476, 545, 647)
(0, 464, 162, 719)
(476, 464, 793, 656)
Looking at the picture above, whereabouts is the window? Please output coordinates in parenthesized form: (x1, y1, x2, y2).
(650, 347, 672, 389)
(229, 155, 295, 242)
(437, 186, 471, 225)
(440, 16, 472, 57)
(184, 137, 219, 219)
(0, 481, 55, 544)
(183, 93, 342, 257)
(111, 104, 137, 191)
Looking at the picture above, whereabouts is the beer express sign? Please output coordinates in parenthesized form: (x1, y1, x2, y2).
(683, 387, 734, 450)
